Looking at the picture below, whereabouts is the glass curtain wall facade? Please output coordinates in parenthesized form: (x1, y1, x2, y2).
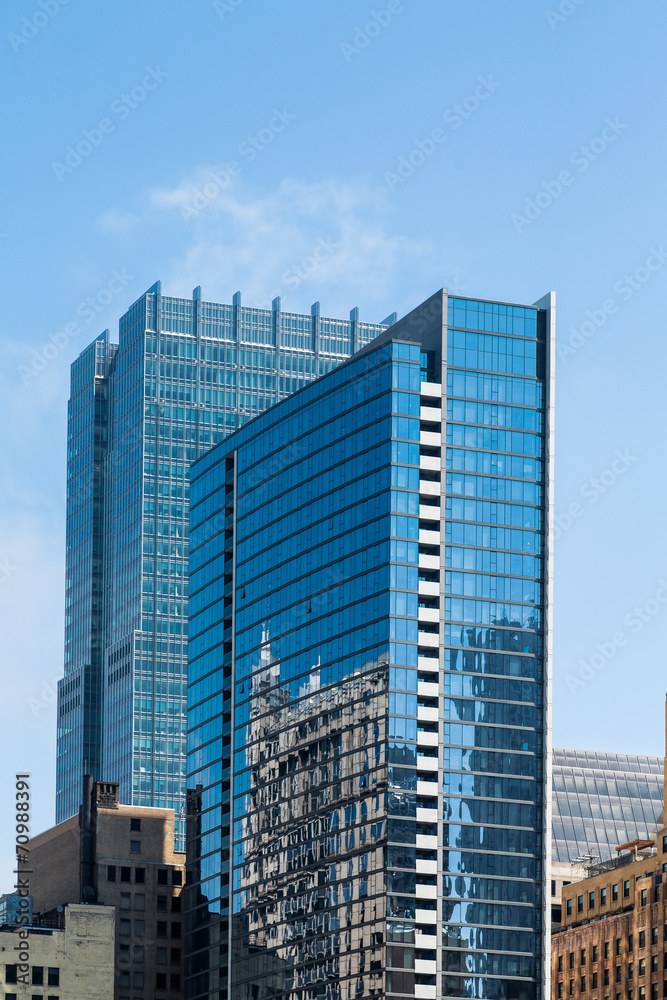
(185, 288, 555, 1000)
(56, 282, 392, 833)
(58, 331, 118, 822)
(552, 749, 664, 863)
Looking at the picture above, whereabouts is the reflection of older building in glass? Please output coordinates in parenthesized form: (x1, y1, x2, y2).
(552, 749, 664, 862)
(186, 289, 555, 999)
(231, 638, 387, 998)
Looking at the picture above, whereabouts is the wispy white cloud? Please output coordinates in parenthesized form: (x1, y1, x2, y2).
(98, 208, 140, 235)
(105, 171, 466, 317)
(149, 173, 436, 314)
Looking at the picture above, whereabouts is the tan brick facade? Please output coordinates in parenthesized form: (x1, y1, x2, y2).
(26, 782, 185, 1000)
(553, 831, 667, 1000)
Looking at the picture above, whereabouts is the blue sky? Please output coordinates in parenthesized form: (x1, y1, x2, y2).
(1, 0, 667, 882)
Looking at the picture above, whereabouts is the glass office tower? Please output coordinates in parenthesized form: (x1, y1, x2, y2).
(56, 282, 392, 833)
(552, 749, 664, 863)
(186, 288, 555, 1000)
(59, 332, 118, 818)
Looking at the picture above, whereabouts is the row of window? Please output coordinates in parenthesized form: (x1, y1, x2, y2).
(117, 939, 182, 967)
(447, 447, 542, 481)
(5, 995, 58, 1000)
(567, 877, 659, 914)
(448, 471, 542, 505)
(559, 932, 667, 972)
(446, 496, 542, 531)
(448, 298, 538, 333)
(116, 969, 180, 990)
(116, 891, 182, 933)
(109, 864, 145, 883)
(558, 977, 665, 998)
(447, 368, 542, 407)
(447, 422, 543, 457)
(566, 954, 666, 979)
(110, 874, 183, 909)
(5, 966, 59, 985)
(447, 397, 542, 431)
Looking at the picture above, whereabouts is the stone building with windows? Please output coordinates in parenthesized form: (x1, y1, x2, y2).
(552, 831, 667, 1000)
(0, 902, 114, 1000)
(25, 779, 184, 1000)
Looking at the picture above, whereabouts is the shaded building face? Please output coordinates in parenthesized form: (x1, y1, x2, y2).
(57, 333, 117, 825)
(56, 284, 390, 836)
(186, 290, 554, 1000)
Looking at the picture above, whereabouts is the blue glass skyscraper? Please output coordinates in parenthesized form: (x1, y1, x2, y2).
(56, 282, 392, 834)
(186, 289, 555, 1000)
(58, 332, 118, 820)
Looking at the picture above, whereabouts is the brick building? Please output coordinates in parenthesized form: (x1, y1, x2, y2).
(552, 834, 667, 1000)
(26, 779, 184, 1000)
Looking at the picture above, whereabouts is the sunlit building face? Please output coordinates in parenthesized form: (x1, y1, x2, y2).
(56, 283, 391, 841)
